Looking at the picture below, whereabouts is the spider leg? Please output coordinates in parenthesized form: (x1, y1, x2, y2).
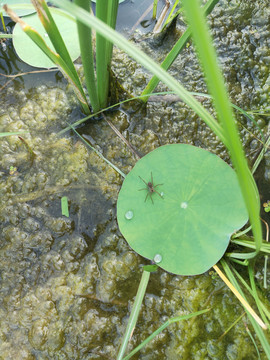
(144, 192, 149, 202)
(138, 176, 148, 186)
(138, 187, 148, 191)
(153, 189, 163, 199)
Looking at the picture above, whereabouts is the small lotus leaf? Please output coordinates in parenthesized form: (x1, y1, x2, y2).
(12, 8, 80, 68)
(2, 1, 36, 17)
(117, 144, 248, 275)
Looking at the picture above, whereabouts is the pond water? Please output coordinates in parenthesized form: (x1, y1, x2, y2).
(0, 1, 270, 359)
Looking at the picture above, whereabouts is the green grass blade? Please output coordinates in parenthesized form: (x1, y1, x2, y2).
(50, 0, 226, 146)
(152, 0, 158, 19)
(162, 0, 181, 29)
(74, 0, 99, 112)
(96, 0, 109, 108)
(1, 11, 6, 32)
(0, 131, 28, 137)
(0, 33, 12, 38)
(221, 259, 270, 356)
(31, 1, 90, 114)
(61, 196, 69, 217)
(34, 0, 75, 67)
(117, 269, 150, 360)
(106, 0, 119, 68)
(252, 135, 270, 174)
(182, 0, 262, 255)
(229, 239, 270, 254)
(231, 265, 270, 321)
(248, 262, 269, 326)
(95, 0, 118, 108)
(123, 308, 210, 360)
(141, 0, 219, 101)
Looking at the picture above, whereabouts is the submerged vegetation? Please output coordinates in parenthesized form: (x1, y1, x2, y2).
(0, 0, 270, 359)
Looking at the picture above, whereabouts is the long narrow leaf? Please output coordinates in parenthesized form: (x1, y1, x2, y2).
(50, 0, 226, 146)
(213, 264, 266, 329)
(0, 131, 28, 137)
(221, 260, 270, 357)
(141, 0, 219, 101)
(31, 0, 90, 114)
(117, 269, 150, 360)
(96, 0, 109, 108)
(123, 308, 210, 360)
(74, 0, 99, 112)
(123, 309, 210, 360)
(182, 0, 262, 255)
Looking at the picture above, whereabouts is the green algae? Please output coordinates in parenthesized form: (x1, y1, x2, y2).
(0, 0, 270, 359)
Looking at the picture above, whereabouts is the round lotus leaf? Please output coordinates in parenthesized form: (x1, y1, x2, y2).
(12, 8, 80, 68)
(2, 1, 36, 17)
(117, 144, 248, 275)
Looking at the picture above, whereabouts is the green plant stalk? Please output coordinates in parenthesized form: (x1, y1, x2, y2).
(218, 312, 245, 341)
(31, 0, 90, 114)
(123, 308, 210, 360)
(101, 0, 119, 107)
(0, 131, 28, 137)
(1, 11, 6, 32)
(96, 0, 119, 109)
(50, 0, 226, 146)
(0, 33, 12, 38)
(230, 239, 270, 254)
(141, 0, 219, 101)
(74, 0, 99, 113)
(245, 326, 262, 360)
(248, 262, 269, 326)
(252, 135, 270, 174)
(33, 0, 75, 68)
(106, 0, 119, 68)
(221, 259, 270, 356)
(231, 265, 270, 320)
(182, 0, 262, 257)
(232, 103, 265, 145)
(117, 269, 150, 360)
(264, 255, 268, 289)
(162, 0, 180, 29)
(95, 0, 108, 109)
(152, 0, 158, 19)
(214, 264, 266, 329)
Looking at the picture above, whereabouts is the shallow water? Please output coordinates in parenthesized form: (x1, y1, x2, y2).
(0, 1, 270, 359)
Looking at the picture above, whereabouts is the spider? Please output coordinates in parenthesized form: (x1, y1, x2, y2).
(138, 172, 163, 204)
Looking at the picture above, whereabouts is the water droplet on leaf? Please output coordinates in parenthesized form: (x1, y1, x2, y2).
(125, 210, 133, 220)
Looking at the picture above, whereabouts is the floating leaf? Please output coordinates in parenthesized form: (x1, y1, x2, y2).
(1, 0, 36, 17)
(12, 8, 80, 68)
(117, 144, 248, 275)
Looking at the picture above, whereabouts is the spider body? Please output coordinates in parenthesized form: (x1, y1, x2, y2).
(138, 172, 163, 204)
